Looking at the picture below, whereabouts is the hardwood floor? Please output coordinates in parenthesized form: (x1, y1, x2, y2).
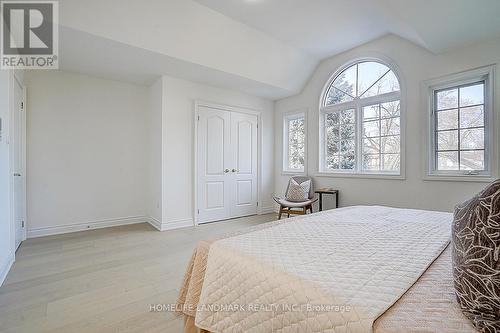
(0, 214, 277, 333)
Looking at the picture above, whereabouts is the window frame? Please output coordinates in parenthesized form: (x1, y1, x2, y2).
(318, 58, 405, 178)
(282, 110, 307, 174)
(424, 65, 496, 181)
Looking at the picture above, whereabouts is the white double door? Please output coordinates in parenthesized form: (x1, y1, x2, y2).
(197, 106, 258, 224)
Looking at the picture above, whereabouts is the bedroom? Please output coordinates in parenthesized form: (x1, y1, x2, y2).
(0, 0, 499, 332)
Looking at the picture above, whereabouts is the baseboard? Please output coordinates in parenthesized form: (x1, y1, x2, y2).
(0, 252, 14, 287)
(27, 215, 148, 238)
(259, 206, 276, 214)
(147, 216, 194, 231)
(162, 218, 194, 231)
(147, 216, 162, 231)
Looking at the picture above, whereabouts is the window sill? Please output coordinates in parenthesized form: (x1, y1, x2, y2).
(315, 172, 405, 180)
(423, 174, 496, 183)
(282, 170, 306, 176)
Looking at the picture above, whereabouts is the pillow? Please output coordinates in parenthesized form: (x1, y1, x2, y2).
(286, 178, 311, 202)
(452, 179, 500, 332)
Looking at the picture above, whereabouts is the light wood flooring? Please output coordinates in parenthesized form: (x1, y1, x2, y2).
(0, 214, 277, 333)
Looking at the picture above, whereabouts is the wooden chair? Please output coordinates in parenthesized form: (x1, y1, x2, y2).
(273, 176, 318, 219)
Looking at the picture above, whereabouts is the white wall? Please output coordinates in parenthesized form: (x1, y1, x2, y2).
(24, 70, 275, 236)
(26, 71, 149, 236)
(160, 75, 275, 229)
(146, 78, 163, 224)
(275, 35, 500, 212)
(0, 71, 13, 285)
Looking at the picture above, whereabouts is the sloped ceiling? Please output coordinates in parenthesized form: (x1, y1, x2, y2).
(57, 0, 500, 100)
(57, 0, 317, 99)
(194, 0, 500, 57)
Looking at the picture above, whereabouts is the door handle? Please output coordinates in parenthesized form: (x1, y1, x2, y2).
(13, 173, 21, 177)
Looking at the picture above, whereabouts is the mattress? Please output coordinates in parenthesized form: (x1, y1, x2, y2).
(177, 206, 477, 332)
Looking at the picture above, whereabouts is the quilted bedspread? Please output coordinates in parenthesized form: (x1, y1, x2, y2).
(193, 206, 452, 333)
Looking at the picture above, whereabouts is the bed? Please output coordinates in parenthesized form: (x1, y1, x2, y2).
(176, 206, 477, 332)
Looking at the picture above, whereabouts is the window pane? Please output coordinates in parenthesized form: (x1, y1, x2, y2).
(325, 87, 353, 105)
(326, 112, 340, 126)
(326, 155, 339, 169)
(460, 150, 485, 170)
(340, 154, 355, 170)
(381, 135, 400, 154)
(341, 109, 355, 124)
(437, 130, 458, 150)
(460, 128, 484, 149)
(332, 65, 356, 97)
(437, 109, 458, 130)
(287, 117, 305, 170)
(361, 70, 399, 98)
(340, 139, 355, 154)
(437, 151, 459, 170)
(289, 118, 304, 131)
(360, 100, 400, 173)
(382, 154, 400, 171)
(460, 83, 484, 107)
(328, 140, 339, 155)
(324, 110, 350, 169)
(357, 62, 390, 96)
(380, 101, 400, 118)
(327, 125, 339, 142)
(363, 104, 379, 120)
(363, 138, 380, 154)
(363, 120, 379, 137)
(460, 106, 484, 128)
(325, 110, 342, 170)
(340, 124, 355, 139)
(288, 144, 304, 169)
(436, 88, 458, 110)
(362, 154, 380, 170)
(381, 118, 400, 136)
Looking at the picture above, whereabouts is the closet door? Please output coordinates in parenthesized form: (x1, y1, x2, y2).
(229, 112, 258, 217)
(197, 106, 231, 223)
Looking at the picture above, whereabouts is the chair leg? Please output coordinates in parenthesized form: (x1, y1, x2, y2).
(310, 204, 313, 213)
(278, 206, 283, 220)
(303, 207, 307, 214)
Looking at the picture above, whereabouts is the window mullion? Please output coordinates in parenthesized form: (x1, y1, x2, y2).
(356, 101, 363, 173)
(457, 88, 461, 171)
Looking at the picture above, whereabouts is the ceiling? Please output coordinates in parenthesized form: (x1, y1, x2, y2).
(55, 0, 500, 100)
(59, 26, 293, 99)
(57, 0, 316, 99)
(194, 0, 500, 58)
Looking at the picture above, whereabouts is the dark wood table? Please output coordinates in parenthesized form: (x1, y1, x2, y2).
(315, 188, 339, 211)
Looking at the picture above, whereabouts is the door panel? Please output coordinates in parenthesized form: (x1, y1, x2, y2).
(236, 180, 252, 205)
(230, 112, 258, 217)
(205, 116, 225, 175)
(236, 121, 253, 174)
(206, 182, 225, 208)
(197, 107, 231, 223)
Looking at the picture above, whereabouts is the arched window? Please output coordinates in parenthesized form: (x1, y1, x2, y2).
(320, 60, 402, 175)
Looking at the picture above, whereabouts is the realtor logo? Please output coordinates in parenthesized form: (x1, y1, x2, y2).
(1, 0, 58, 69)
